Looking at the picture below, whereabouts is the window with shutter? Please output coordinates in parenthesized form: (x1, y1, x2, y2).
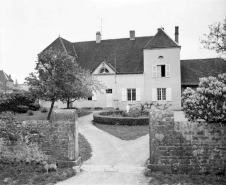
(122, 89, 127, 101)
(166, 88, 172, 101)
(152, 88, 157, 101)
(152, 65, 157, 77)
(166, 64, 170, 77)
(127, 89, 136, 101)
(136, 88, 141, 101)
(92, 91, 97, 100)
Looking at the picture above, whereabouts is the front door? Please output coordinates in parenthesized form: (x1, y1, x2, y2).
(106, 89, 113, 107)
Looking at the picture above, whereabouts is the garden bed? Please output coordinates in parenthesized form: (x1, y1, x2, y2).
(93, 111, 149, 126)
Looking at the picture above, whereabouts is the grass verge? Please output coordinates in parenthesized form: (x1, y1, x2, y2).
(93, 122, 149, 140)
(15, 109, 92, 121)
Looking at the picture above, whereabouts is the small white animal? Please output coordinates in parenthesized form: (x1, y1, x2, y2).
(42, 161, 58, 174)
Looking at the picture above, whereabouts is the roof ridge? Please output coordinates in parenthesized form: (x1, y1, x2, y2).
(73, 36, 153, 44)
(181, 58, 225, 61)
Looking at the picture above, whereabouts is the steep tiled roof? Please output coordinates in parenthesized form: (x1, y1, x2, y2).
(181, 58, 226, 85)
(144, 28, 180, 49)
(40, 37, 77, 57)
(41, 37, 65, 54)
(60, 38, 77, 57)
(73, 36, 153, 73)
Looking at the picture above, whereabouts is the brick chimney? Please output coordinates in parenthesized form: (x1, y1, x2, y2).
(96, 31, 101, 43)
(175, 26, 179, 44)
(130, 30, 135, 40)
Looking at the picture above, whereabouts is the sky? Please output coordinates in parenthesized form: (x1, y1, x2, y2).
(0, 0, 225, 84)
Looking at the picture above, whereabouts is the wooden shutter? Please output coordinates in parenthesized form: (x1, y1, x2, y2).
(122, 89, 127, 101)
(152, 65, 157, 77)
(136, 88, 141, 101)
(166, 64, 170, 77)
(92, 91, 97, 100)
(166, 88, 172, 101)
(152, 88, 157, 101)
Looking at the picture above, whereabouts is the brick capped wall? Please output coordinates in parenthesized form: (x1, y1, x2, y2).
(148, 110, 226, 174)
(23, 109, 79, 161)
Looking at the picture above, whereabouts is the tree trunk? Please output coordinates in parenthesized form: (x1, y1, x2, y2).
(47, 100, 55, 120)
(67, 97, 70, 109)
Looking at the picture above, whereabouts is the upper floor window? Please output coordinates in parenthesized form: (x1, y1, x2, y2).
(99, 67, 109, 74)
(157, 65, 165, 77)
(152, 64, 170, 77)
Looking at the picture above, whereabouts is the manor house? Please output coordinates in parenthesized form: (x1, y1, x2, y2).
(40, 27, 226, 110)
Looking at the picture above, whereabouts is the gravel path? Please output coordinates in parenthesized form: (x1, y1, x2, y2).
(56, 113, 149, 185)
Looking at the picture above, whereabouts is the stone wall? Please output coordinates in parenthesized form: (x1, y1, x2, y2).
(148, 110, 226, 174)
(23, 109, 79, 161)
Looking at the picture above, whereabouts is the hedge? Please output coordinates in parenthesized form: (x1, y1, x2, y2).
(93, 112, 149, 126)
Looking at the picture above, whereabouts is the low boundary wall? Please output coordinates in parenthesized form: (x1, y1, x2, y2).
(148, 110, 226, 174)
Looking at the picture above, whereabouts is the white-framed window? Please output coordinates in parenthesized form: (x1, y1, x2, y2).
(152, 88, 171, 101)
(127, 88, 136, 101)
(152, 64, 170, 77)
(99, 67, 109, 74)
(157, 88, 166, 100)
(106, 89, 112, 93)
(157, 65, 165, 77)
(88, 91, 97, 101)
(122, 88, 141, 101)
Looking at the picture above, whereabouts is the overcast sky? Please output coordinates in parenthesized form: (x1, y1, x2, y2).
(0, 0, 225, 83)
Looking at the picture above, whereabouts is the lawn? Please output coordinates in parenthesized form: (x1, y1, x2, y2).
(15, 108, 92, 121)
(0, 109, 93, 185)
(93, 122, 149, 140)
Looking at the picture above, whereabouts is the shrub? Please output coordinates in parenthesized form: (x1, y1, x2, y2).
(17, 105, 29, 113)
(41, 107, 48, 113)
(182, 73, 226, 123)
(27, 110, 34, 116)
(0, 91, 37, 114)
(94, 112, 149, 126)
(29, 103, 40, 111)
(82, 107, 91, 110)
(94, 107, 103, 110)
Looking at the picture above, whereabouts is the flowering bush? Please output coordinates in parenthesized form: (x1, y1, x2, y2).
(182, 73, 226, 123)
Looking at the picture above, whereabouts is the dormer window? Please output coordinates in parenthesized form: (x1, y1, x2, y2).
(158, 56, 164, 59)
(99, 67, 109, 74)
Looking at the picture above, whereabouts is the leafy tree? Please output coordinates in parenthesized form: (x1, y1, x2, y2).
(59, 62, 104, 109)
(182, 73, 226, 123)
(200, 19, 226, 58)
(26, 49, 104, 119)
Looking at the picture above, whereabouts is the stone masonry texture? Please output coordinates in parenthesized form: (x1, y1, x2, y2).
(15, 109, 77, 161)
(148, 110, 226, 174)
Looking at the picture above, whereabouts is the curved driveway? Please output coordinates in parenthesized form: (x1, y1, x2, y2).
(56, 113, 149, 185)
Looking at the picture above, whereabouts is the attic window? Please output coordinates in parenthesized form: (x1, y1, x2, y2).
(158, 56, 164, 59)
(99, 67, 109, 74)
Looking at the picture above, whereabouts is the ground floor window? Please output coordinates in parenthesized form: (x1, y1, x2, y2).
(157, 88, 166, 100)
(127, 88, 136, 101)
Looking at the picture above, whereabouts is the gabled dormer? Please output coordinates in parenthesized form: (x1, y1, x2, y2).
(144, 27, 180, 49)
(92, 61, 116, 75)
